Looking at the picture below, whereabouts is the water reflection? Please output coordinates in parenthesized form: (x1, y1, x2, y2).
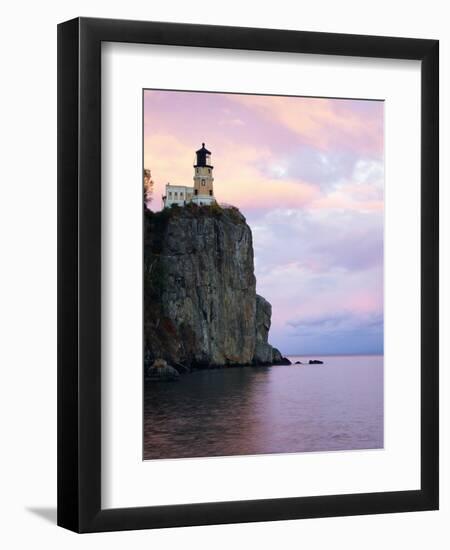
(143, 356, 383, 460)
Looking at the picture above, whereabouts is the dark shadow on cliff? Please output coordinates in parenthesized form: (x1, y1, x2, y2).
(26, 506, 57, 525)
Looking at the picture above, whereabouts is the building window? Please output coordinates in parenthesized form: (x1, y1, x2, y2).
(209, 190, 212, 196)
(174, 192, 178, 197)
(201, 179, 205, 186)
(180, 192, 183, 198)
(169, 192, 172, 198)
(208, 168, 211, 173)
(194, 189, 198, 195)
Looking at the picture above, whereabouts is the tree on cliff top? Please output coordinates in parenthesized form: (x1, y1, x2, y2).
(144, 169, 154, 208)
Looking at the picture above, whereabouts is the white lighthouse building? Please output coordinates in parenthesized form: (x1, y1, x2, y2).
(163, 143, 216, 208)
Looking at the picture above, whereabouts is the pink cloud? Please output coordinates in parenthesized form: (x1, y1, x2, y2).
(228, 94, 384, 157)
(310, 193, 384, 212)
(143, 90, 384, 354)
(145, 131, 321, 210)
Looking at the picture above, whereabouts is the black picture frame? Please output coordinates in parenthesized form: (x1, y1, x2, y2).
(57, 17, 439, 533)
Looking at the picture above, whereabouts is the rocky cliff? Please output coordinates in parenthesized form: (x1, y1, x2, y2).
(144, 203, 287, 369)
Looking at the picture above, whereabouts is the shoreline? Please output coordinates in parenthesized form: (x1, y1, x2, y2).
(144, 355, 332, 382)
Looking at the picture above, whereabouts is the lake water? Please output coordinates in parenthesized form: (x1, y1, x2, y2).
(143, 355, 383, 460)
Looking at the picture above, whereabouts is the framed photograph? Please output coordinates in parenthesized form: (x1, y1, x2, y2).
(57, 17, 439, 532)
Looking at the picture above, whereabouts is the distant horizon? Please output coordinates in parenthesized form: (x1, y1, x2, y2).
(144, 89, 384, 356)
(286, 352, 384, 357)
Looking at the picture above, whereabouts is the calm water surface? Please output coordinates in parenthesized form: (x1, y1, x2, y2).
(143, 355, 383, 460)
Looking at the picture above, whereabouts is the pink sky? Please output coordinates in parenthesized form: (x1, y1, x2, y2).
(144, 90, 384, 355)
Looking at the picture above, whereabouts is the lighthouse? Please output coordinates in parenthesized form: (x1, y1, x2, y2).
(162, 143, 217, 208)
(191, 143, 215, 206)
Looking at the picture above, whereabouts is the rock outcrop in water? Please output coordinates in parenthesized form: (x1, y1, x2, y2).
(146, 359, 180, 381)
(144, 204, 289, 369)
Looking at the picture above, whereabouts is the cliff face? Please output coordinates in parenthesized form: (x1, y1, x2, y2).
(144, 204, 284, 368)
(254, 295, 274, 364)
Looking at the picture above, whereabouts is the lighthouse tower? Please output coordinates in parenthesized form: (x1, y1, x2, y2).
(191, 143, 215, 206)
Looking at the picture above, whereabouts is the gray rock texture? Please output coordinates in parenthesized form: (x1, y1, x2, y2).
(253, 295, 276, 364)
(144, 204, 288, 367)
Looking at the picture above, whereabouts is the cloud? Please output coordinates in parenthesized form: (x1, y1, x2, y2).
(287, 310, 383, 336)
(283, 310, 384, 355)
(257, 149, 384, 210)
(143, 90, 384, 355)
(144, 90, 384, 214)
(248, 208, 383, 274)
(228, 94, 384, 157)
(262, 147, 360, 187)
(246, 208, 384, 354)
(219, 117, 245, 127)
(145, 131, 323, 211)
(256, 264, 383, 355)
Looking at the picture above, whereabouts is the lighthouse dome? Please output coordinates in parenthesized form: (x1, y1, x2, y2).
(194, 143, 212, 167)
